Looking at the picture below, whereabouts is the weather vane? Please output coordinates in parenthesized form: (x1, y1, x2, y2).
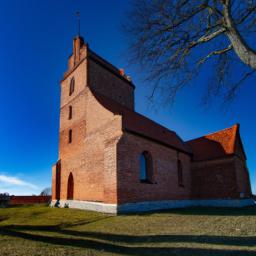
(76, 11, 80, 36)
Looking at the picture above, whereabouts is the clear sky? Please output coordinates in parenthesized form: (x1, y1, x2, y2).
(0, 0, 255, 195)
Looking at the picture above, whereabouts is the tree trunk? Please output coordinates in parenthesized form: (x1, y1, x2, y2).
(223, 0, 256, 70)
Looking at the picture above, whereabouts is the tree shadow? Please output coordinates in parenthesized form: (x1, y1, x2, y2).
(58, 216, 113, 228)
(0, 216, 9, 223)
(0, 224, 255, 256)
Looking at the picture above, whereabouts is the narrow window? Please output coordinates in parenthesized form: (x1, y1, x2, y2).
(140, 153, 147, 181)
(140, 151, 153, 183)
(68, 106, 72, 120)
(68, 129, 72, 143)
(177, 159, 183, 187)
(69, 77, 75, 96)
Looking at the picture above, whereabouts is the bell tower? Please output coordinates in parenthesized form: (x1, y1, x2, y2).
(52, 32, 135, 206)
(53, 35, 89, 201)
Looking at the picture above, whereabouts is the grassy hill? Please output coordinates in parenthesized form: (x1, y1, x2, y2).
(0, 204, 256, 255)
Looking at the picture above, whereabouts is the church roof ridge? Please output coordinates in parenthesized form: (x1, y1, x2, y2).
(91, 90, 192, 155)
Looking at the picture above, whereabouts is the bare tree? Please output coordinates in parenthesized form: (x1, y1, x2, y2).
(125, 0, 256, 105)
(0, 193, 10, 207)
(40, 187, 51, 196)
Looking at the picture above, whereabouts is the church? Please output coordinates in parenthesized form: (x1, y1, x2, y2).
(51, 36, 253, 213)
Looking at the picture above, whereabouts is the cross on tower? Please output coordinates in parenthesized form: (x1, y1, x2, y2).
(76, 11, 80, 37)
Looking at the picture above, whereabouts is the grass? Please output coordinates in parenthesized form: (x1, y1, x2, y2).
(0, 205, 256, 255)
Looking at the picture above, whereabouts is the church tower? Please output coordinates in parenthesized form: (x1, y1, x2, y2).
(52, 35, 135, 209)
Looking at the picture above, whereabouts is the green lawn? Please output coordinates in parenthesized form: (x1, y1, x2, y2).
(0, 205, 256, 255)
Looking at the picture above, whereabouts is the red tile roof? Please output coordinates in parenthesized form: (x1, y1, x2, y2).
(92, 91, 191, 155)
(186, 124, 240, 161)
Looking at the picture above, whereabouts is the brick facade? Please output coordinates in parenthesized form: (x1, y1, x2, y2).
(187, 125, 252, 199)
(116, 132, 191, 204)
(51, 36, 252, 212)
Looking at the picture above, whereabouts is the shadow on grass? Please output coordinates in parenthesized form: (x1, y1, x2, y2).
(131, 206, 256, 217)
(57, 216, 114, 229)
(0, 224, 255, 256)
(0, 217, 9, 223)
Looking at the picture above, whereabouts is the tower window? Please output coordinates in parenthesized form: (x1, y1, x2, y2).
(69, 77, 75, 96)
(140, 151, 153, 183)
(68, 129, 72, 143)
(68, 106, 72, 120)
(177, 159, 184, 187)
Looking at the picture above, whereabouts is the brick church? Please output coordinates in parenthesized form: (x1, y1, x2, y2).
(51, 36, 253, 213)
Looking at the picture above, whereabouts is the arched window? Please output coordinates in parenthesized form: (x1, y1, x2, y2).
(67, 173, 74, 200)
(69, 77, 75, 96)
(177, 159, 183, 187)
(140, 151, 153, 183)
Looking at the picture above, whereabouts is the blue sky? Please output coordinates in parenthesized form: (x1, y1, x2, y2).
(0, 0, 255, 195)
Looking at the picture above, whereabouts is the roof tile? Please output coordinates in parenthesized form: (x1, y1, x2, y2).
(186, 124, 239, 161)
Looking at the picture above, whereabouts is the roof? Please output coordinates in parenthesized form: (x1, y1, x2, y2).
(186, 124, 241, 161)
(88, 50, 135, 89)
(92, 91, 191, 155)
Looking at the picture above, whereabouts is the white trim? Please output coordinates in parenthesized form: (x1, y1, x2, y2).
(51, 200, 117, 214)
(50, 199, 255, 214)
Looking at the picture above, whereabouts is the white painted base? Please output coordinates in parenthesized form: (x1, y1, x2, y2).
(50, 200, 117, 214)
(51, 198, 255, 214)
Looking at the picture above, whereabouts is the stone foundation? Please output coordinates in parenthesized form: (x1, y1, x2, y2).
(51, 199, 255, 214)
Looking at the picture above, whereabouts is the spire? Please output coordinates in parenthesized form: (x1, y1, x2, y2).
(76, 11, 80, 37)
(72, 11, 86, 67)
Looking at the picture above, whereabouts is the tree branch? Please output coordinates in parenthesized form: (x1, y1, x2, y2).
(225, 70, 256, 101)
(197, 44, 233, 65)
(187, 27, 226, 51)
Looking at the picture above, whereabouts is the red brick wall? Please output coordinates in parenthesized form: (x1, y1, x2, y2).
(191, 156, 251, 199)
(57, 54, 123, 203)
(234, 157, 252, 197)
(58, 44, 89, 201)
(82, 91, 122, 203)
(57, 90, 122, 203)
(10, 196, 51, 205)
(191, 159, 237, 199)
(116, 132, 192, 204)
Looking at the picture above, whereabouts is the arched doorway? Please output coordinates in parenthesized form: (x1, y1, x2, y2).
(67, 173, 74, 200)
